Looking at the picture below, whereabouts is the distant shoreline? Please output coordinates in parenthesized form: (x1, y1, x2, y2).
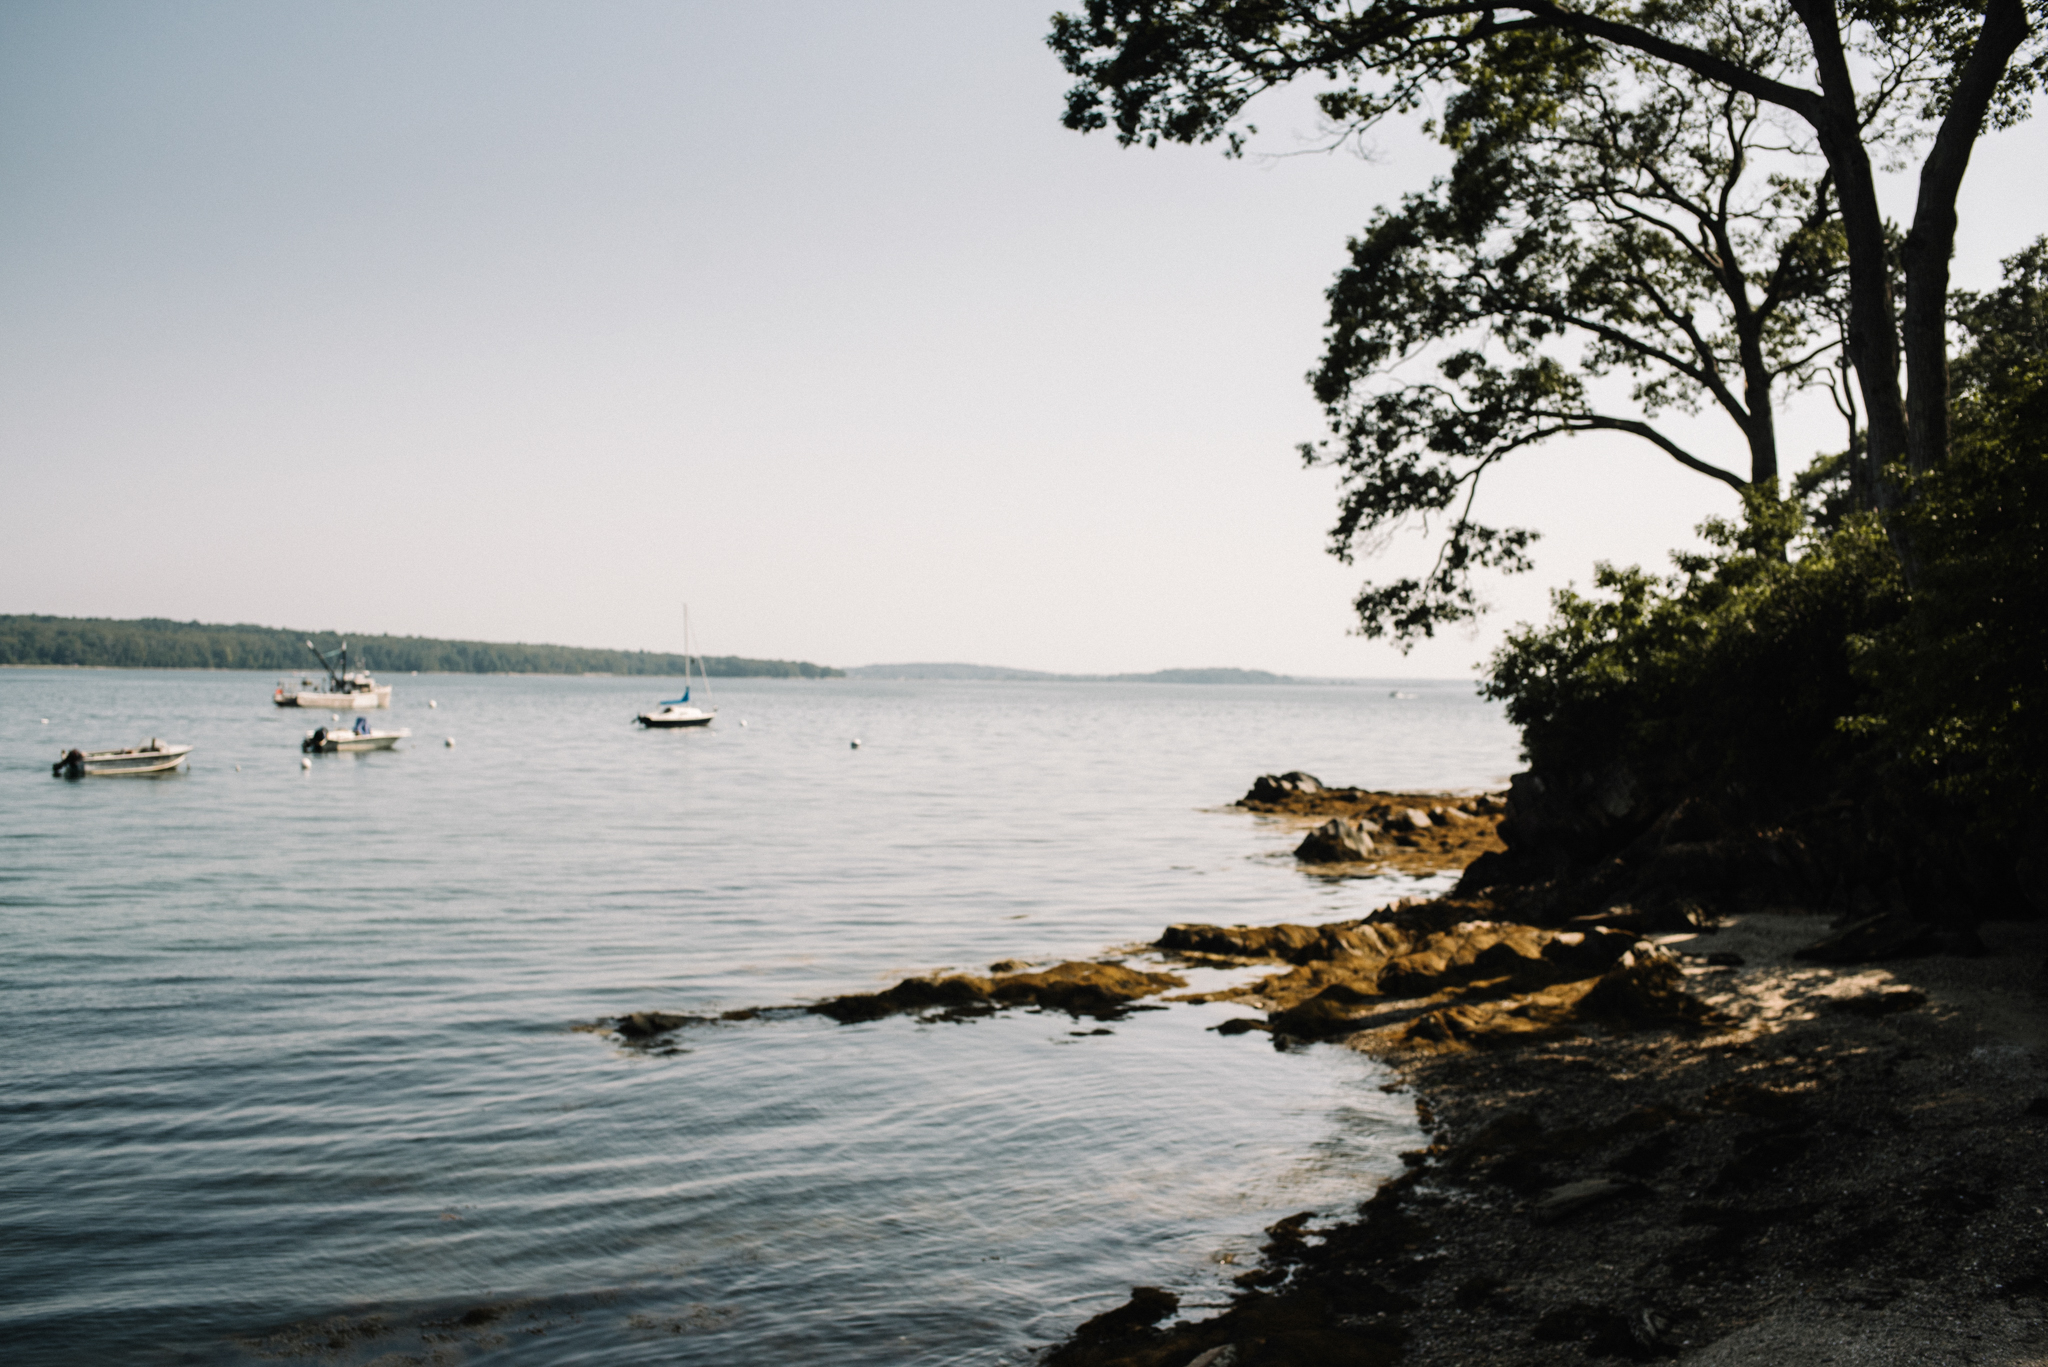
(2, 661, 1471, 687)
(0, 663, 845, 678)
(0, 615, 842, 678)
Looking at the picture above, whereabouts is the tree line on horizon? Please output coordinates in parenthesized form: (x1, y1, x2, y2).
(0, 616, 843, 678)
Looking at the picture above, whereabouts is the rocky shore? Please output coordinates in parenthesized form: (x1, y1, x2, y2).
(1042, 776, 2048, 1367)
(577, 769, 2046, 1364)
(1236, 771, 1506, 878)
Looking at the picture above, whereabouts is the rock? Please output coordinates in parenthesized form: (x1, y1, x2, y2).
(1186, 1347, 1240, 1367)
(1531, 1178, 1640, 1223)
(1397, 807, 1434, 830)
(1793, 909, 1939, 963)
(1294, 817, 1376, 863)
(1068, 1285, 1179, 1343)
(1158, 922, 1326, 960)
(1244, 771, 1324, 804)
(1705, 951, 1745, 966)
(596, 1010, 706, 1042)
(812, 974, 993, 1023)
(1436, 805, 1476, 823)
(1577, 945, 1722, 1029)
(990, 961, 1187, 1016)
(1533, 1302, 1675, 1358)
(1269, 981, 1383, 1038)
(811, 961, 1186, 1024)
(1374, 923, 1635, 999)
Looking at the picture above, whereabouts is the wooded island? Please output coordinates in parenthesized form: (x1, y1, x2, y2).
(0, 615, 843, 678)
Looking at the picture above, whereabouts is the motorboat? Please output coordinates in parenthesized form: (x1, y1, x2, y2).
(303, 718, 411, 753)
(274, 639, 392, 709)
(635, 606, 718, 729)
(52, 739, 194, 777)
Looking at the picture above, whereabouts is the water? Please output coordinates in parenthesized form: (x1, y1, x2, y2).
(0, 671, 1518, 1364)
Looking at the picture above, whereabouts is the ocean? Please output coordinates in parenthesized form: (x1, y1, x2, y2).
(0, 670, 1519, 1364)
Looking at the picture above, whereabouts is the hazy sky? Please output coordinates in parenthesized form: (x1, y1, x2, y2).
(4, 2, 2042, 676)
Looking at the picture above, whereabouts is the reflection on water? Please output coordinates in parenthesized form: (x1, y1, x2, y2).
(0, 672, 1515, 1364)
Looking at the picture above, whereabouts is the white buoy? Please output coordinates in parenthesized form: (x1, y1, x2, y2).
(40, 718, 49, 724)
(445, 737, 455, 747)
(850, 738, 862, 749)
(429, 700, 438, 708)
(234, 765, 241, 772)
(300, 757, 311, 770)
(739, 719, 748, 727)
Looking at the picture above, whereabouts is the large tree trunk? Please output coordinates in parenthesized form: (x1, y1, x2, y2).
(1901, 0, 2031, 475)
(1788, 1, 1909, 512)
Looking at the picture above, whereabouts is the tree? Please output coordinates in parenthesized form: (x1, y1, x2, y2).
(1850, 237, 2048, 826)
(1051, 0, 2044, 629)
(1302, 11, 1853, 638)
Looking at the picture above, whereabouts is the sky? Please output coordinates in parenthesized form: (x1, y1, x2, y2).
(3, 1, 2043, 677)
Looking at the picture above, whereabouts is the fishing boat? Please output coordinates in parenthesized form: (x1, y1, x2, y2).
(52, 740, 194, 777)
(274, 640, 392, 709)
(303, 718, 411, 753)
(636, 607, 718, 729)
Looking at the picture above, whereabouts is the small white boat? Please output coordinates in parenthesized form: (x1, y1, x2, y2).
(635, 606, 718, 729)
(274, 640, 392, 709)
(636, 700, 716, 729)
(303, 721, 411, 753)
(53, 740, 194, 777)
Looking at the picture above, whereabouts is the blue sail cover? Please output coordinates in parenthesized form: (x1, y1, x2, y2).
(659, 686, 691, 705)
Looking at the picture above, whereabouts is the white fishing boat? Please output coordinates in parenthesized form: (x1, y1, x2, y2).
(303, 719, 411, 753)
(274, 640, 392, 709)
(636, 606, 718, 729)
(52, 739, 194, 777)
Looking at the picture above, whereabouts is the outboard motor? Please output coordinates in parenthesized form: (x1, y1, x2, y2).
(303, 728, 328, 754)
(52, 749, 85, 778)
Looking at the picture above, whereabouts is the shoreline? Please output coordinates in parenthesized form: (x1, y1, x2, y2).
(569, 770, 2046, 1363)
(1041, 784, 2048, 1366)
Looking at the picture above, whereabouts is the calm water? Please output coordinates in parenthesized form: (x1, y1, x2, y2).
(0, 671, 1518, 1365)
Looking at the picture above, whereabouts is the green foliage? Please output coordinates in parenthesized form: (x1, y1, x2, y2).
(0, 617, 843, 678)
(1483, 237, 2048, 848)
(1484, 496, 1906, 809)
(1842, 241, 2048, 828)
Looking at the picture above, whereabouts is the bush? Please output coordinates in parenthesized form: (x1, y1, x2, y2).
(1483, 239, 2047, 872)
(1843, 246, 2048, 840)
(1483, 496, 1905, 821)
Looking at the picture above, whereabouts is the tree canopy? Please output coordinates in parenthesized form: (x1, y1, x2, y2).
(1051, 0, 2043, 637)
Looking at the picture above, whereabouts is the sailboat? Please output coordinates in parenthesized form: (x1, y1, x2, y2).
(635, 608, 718, 729)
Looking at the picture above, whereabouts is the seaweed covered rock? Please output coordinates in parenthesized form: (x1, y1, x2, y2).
(810, 961, 1185, 1024)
